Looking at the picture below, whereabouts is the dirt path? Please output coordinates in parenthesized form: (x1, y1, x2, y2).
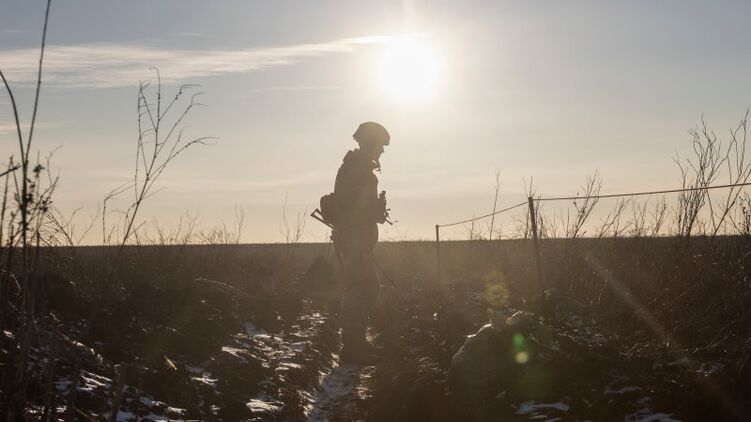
(231, 299, 379, 421)
(306, 362, 375, 421)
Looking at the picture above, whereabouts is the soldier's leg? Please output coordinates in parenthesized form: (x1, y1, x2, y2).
(340, 252, 380, 360)
(360, 253, 380, 322)
(340, 253, 367, 347)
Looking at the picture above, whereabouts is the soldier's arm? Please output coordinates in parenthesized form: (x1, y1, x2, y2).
(364, 173, 386, 224)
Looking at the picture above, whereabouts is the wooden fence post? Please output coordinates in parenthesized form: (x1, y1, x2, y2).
(435, 225, 442, 283)
(527, 197, 545, 297)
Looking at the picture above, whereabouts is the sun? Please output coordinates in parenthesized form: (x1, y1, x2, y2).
(377, 36, 441, 102)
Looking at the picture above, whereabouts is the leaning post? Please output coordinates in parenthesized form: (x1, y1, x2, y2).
(527, 197, 545, 298)
(435, 224, 442, 284)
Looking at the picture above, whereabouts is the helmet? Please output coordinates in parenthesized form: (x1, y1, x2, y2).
(353, 122, 390, 146)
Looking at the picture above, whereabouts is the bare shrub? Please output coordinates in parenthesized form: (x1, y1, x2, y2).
(133, 211, 200, 245)
(46, 206, 99, 248)
(670, 113, 751, 237)
(0, 0, 56, 316)
(0, 1, 55, 418)
(566, 172, 601, 238)
(598, 198, 631, 238)
(674, 117, 726, 236)
(0, 161, 17, 248)
(464, 218, 483, 241)
(736, 192, 751, 236)
(279, 195, 306, 245)
(488, 169, 501, 240)
(709, 111, 751, 236)
(649, 196, 669, 237)
(629, 200, 649, 237)
(104, 70, 212, 269)
(198, 206, 246, 245)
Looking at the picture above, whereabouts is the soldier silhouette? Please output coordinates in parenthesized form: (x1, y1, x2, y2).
(331, 121, 390, 364)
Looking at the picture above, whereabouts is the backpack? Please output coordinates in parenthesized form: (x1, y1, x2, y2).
(319, 192, 342, 227)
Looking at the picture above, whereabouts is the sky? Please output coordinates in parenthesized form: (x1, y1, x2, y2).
(2, 0, 751, 243)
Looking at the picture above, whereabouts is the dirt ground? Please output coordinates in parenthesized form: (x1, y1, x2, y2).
(3, 240, 751, 420)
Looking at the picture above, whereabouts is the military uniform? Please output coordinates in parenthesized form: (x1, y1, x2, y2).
(333, 148, 386, 358)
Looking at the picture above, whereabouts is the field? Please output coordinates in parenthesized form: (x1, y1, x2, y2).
(1, 237, 750, 421)
(5, 4, 751, 419)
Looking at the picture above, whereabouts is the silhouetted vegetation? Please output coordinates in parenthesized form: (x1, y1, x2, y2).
(1, 1, 750, 420)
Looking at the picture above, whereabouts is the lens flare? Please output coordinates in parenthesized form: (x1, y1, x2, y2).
(512, 333, 530, 364)
(515, 351, 530, 364)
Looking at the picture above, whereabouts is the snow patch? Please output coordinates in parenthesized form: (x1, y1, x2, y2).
(697, 361, 725, 377)
(222, 346, 249, 362)
(190, 371, 218, 387)
(306, 358, 374, 422)
(625, 410, 682, 422)
(605, 385, 642, 395)
(516, 400, 570, 415)
(624, 397, 682, 422)
(247, 397, 284, 413)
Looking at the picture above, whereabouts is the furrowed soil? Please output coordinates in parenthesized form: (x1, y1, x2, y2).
(2, 239, 751, 421)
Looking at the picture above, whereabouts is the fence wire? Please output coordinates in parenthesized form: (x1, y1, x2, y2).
(433, 179, 751, 290)
(537, 181, 751, 202)
(437, 200, 528, 228)
(437, 181, 751, 229)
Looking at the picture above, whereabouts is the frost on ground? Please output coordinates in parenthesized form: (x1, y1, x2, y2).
(234, 310, 341, 420)
(516, 399, 570, 416)
(306, 358, 375, 421)
(625, 397, 682, 422)
(2, 272, 748, 421)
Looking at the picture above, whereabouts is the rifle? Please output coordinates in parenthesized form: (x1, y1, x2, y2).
(310, 209, 333, 229)
(310, 207, 400, 290)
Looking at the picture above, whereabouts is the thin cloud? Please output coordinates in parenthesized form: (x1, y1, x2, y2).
(0, 123, 18, 135)
(0, 35, 395, 88)
(0, 122, 26, 136)
(158, 171, 330, 193)
(0, 121, 56, 135)
(247, 85, 341, 93)
(87, 168, 330, 192)
(174, 32, 207, 38)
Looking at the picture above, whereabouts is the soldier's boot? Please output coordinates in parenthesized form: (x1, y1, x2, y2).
(340, 325, 379, 365)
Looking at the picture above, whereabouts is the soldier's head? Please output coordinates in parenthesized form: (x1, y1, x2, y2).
(353, 122, 389, 160)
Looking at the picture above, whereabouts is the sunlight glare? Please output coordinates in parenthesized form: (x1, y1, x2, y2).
(378, 36, 441, 101)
